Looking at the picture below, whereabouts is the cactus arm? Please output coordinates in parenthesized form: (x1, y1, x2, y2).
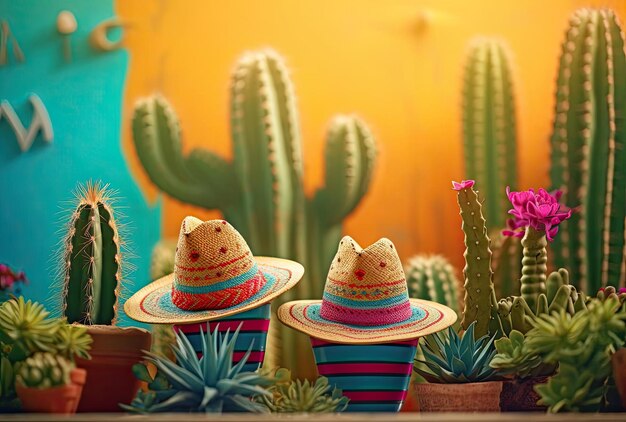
(456, 185, 495, 338)
(520, 227, 548, 310)
(132, 97, 225, 210)
(97, 203, 121, 325)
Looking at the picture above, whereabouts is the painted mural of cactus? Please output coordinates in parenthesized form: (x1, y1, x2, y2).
(56, 181, 125, 325)
(462, 38, 517, 231)
(549, 8, 626, 293)
(132, 50, 376, 374)
(404, 255, 460, 314)
(490, 232, 521, 298)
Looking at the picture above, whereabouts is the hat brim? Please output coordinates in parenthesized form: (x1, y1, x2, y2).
(124, 257, 304, 324)
(277, 299, 457, 344)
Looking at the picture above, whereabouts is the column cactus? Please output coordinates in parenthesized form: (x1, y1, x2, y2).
(132, 50, 377, 374)
(404, 255, 461, 314)
(462, 38, 517, 231)
(57, 181, 124, 325)
(549, 8, 626, 293)
(490, 232, 521, 298)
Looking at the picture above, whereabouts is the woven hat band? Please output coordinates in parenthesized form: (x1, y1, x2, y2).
(319, 291, 413, 326)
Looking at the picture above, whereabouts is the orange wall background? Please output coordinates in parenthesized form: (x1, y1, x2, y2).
(118, 0, 626, 275)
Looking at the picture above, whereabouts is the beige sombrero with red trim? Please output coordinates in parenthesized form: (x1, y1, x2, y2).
(278, 236, 457, 344)
(124, 216, 304, 324)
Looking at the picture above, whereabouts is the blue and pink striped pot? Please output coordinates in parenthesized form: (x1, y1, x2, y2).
(311, 337, 418, 412)
(173, 303, 270, 372)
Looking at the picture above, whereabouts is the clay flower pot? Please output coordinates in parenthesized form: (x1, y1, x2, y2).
(500, 376, 548, 412)
(173, 303, 270, 372)
(16, 368, 86, 414)
(612, 348, 626, 408)
(311, 338, 418, 412)
(75, 326, 151, 412)
(414, 381, 503, 412)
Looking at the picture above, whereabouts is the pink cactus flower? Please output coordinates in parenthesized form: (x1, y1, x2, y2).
(0, 264, 27, 292)
(502, 187, 572, 242)
(451, 180, 475, 191)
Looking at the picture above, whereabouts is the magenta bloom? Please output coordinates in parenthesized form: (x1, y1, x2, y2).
(0, 263, 27, 291)
(503, 187, 572, 242)
(452, 180, 475, 191)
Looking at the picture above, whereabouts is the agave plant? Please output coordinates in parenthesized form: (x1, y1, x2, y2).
(257, 367, 348, 413)
(414, 322, 500, 383)
(122, 324, 272, 413)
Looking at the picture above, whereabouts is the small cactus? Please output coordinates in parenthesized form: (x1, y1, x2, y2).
(57, 181, 126, 325)
(405, 255, 460, 314)
(16, 353, 73, 389)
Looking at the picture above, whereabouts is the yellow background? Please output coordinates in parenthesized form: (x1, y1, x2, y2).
(118, 0, 626, 275)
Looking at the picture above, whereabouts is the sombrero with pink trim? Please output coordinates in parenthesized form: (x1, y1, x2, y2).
(277, 236, 457, 344)
(124, 216, 304, 324)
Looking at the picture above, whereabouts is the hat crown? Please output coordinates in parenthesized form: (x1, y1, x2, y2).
(320, 236, 412, 326)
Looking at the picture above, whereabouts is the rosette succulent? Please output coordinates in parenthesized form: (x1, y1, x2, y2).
(490, 330, 554, 379)
(16, 353, 73, 389)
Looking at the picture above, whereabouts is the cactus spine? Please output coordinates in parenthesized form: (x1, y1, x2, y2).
(549, 8, 626, 292)
(58, 182, 124, 325)
(462, 38, 517, 230)
(404, 255, 460, 314)
(132, 50, 376, 374)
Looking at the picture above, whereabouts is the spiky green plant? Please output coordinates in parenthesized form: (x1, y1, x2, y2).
(54, 324, 92, 361)
(549, 8, 626, 293)
(132, 50, 376, 374)
(491, 232, 522, 299)
(462, 38, 517, 231)
(405, 255, 460, 314)
(414, 322, 499, 383)
(525, 299, 626, 412)
(16, 353, 73, 389)
(57, 181, 126, 325)
(122, 324, 272, 413)
(257, 367, 348, 413)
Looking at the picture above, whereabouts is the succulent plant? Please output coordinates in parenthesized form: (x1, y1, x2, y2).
(257, 367, 348, 413)
(489, 330, 554, 379)
(56, 181, 126, 325)
(122, 324, 272, 413)
(0, 354, 17, 409)
(462, 38, 517, 230)
(16, 352, 73, 389)
(525, 299, 626, 412)
(549, 8, 626, 293)
(405, 255, 460, 314)
(414, 322, 499, 383)
(132, 50, 377, 374)
(54, 323, 92, 361)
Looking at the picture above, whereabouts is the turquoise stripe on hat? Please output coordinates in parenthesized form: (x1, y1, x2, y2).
(174, 264, 259, 294)
(322, 291, 408, 308)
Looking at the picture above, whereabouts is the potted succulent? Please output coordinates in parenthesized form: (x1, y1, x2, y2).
(413, 322, 502, 411)
(15, 352, 86, 414)
(55, 181, 151, 412)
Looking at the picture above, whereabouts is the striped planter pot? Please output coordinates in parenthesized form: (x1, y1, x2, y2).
(173, 303, 270, 372)
(311, 338, 418, 412)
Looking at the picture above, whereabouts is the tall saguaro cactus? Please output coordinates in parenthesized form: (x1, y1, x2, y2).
(132, 50, 377, 374)
(462, 38, 517, 231)
(549, 8, 626, 293)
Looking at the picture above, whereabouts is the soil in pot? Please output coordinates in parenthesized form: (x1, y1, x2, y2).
(414, 381, 502, 412)
(500, 376, 548, 412)
(16, 368, 86, 415)
(76, 325, 151, 412)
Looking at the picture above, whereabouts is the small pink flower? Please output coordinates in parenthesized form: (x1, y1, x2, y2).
(452, 180, 475, 191)
(503, 187, 572, 242)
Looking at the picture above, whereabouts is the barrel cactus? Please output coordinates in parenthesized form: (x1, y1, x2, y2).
(549, 8, 626, 293)
(16, 353, 73, 389)
(404, 255, 460, 314)
(57, 181, 126, 325)
(132, 50, 377, 374)
(462, 38, 517, 231)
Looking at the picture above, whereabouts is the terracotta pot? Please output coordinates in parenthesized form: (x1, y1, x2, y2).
(311, 338, 418, 412)
(75, 325, 151, 412)
(500, 376, 548, 412)
(612, 348, 626, 408)
(16, 368, 86, 414)
(174, 303, 271, 372)
(414, 381, 503, 412)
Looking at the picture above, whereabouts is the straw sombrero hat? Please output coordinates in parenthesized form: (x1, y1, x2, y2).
(277, 236, 457, 343)
(125, 216, 304, 324)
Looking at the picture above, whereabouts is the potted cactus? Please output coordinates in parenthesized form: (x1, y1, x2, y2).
(56, 181, 151, 412)
(15, 352, 86, 414)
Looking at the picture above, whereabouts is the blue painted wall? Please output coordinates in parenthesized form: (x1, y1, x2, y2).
(0, 0, 161, 325)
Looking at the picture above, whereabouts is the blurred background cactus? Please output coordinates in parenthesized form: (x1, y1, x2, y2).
(490, 233, 521, 299)
(56, 181, 127, 325)
(462, 38, 517, 232)
(405, 254, 461, 315)
(132, 50, 377, 374)
(549, 8, 626, 294)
